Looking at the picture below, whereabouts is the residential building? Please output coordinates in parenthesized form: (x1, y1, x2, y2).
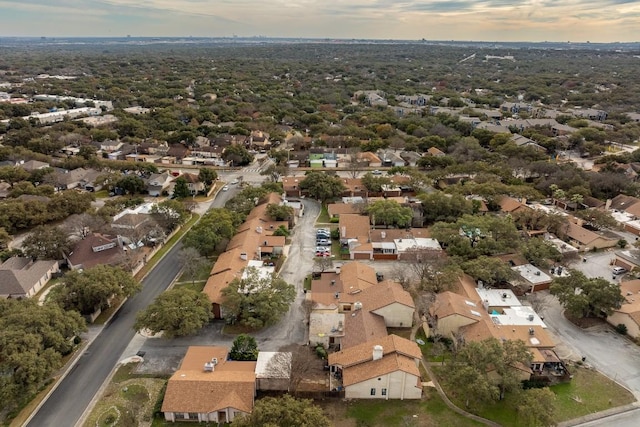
(162, 346, 256, 424)
(339, 214, 372, 260)
(146, 171, 175, 197)
(328, 335, 423, 399)
(511, 264, 553, 292)
(0, 257, 59, 298)
(608, 280, 640, 339)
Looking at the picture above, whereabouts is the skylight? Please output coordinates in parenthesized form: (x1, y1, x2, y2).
(529, 337, 540, 345)
(465, 300, 477, 307)
(470, 310, 481, 317)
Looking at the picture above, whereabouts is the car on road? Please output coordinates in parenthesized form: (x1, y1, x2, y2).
(230, 180, 239, 185)
(316, 239, 331, 246)
(372, 170, 382, 175)
(222, 185, 229, 191)
(613, 266, 627, 275)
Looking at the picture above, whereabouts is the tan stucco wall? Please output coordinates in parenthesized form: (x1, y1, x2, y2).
(372, 304, 414, 328)
(435, 315, 477, 336)
(345, 369, 422, 400)
(608, 312, 640, 338)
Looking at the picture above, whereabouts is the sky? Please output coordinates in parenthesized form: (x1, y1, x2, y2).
(0, 0, 638, 42)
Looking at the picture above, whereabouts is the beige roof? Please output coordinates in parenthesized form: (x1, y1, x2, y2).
(370, 228, 430, 243)
(0, 257, 57, 296)
(462, 321, 555, 348)
(565, 222, 612, 246)
(433, 291, 483, 322)
(359, 280, 415, 312)
(357, 152, 381, 163)
(162, 346, 256, 414)
(427, 147, 445, 156)
(498, 196, 529, 213)
(328, 203, 362, 217)
(615, 280, 640, 325)
(342, 310, 388, 349)
(340, 262, 378, 292)
(339, 214, 370, 240)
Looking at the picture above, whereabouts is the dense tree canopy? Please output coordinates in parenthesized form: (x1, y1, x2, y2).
(550, 270, 625, 318)
(221, 267, 296, 329)
(232, 395, 331, 427)
(299, 172, 346, 204)
(183, 208, 243, 256)
(23, 225, 71, 260)
(366, 199, 413, 228)
(134, 288, 212, 338)
(0, 299, 85, 412)
(229, 334, 259, 361)
(52, 265, 141, 316)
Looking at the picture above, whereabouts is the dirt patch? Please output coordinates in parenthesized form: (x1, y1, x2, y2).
(564, 313, 607, 329)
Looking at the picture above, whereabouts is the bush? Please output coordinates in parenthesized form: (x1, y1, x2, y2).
(331, 228, 340, 240)
(315, 344, 327, 359)
(615, 323, 628, 335)
(330, 217, 339, 223)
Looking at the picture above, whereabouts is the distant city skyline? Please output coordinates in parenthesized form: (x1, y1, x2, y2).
(0, 0, 638, 43)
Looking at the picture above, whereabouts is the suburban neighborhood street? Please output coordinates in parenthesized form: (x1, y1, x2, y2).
(26, 186, 238, 427)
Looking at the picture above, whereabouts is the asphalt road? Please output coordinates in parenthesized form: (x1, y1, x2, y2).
(26, 188, 237, 427)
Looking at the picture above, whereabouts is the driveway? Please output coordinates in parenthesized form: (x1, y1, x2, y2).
(134, 198, 321, 374)
(539, 252, 640, 398)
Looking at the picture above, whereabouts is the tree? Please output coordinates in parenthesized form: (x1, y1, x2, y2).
(53, 265, 141, 316)
(183, 208, 242, 256)
(151, 199, 189, 232)
(0, 166, 30, 187)
(115, 175, 146, 195)
(0, 299, 86, 413)
(266, 203, 294, 221)
(22, 225, 71, 260)
(223, 144, 254, 166)
(172, 176, 190, 199)
(0, 227, 11, 249)
(550, 270, 625, 318)
(232, 394, 331, 427)
(178, 247, 207, 284)
(461, 256, 518, 286)
(520, 238, 561, 269)
(573, 208, 617, 230)
(418, 192, 473, 224)
(366, 199, 413, 228)
(446, 364, 499, 410)
(134, 288, 212, 338)
(299, 172, 346, 204)
(198, 167, 217, 187)
(221, 267, 296, 329)
(360, 172, 391, 193)
(403, 248, 461, 293)
(516, 387, 557, 427)
(229, 334, 259, 361)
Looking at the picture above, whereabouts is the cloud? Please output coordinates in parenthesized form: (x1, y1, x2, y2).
(0, 0, 637, 41)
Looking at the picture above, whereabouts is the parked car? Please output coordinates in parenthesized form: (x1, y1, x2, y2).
(316, 239, 331, 246)
(372, 170, 382, 175)
(316, 228, 330, 233)
(316, 232, 331, 239)
(316, 246, 330, 253)
(613, 266, 627, 275)
(315, 249, 331, 257)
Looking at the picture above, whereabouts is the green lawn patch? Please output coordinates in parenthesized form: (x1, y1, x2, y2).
(304, 274, 312, 291)
(93, 189, 110, 198)
(434, 363, 636, 427)
(550, 364, 636, 421)
(316, 205, 330, 224)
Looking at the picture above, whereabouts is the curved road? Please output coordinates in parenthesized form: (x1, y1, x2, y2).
(26, 188, 237, 427)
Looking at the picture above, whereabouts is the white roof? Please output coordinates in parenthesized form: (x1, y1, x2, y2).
(255, 352, 292, 379)
(611, 210, 635, 224)
(476, 288, 520, 308)
(491, 306, 547, 328)
(372, 242, 396, 250)
(512, 264, 552, 285)
(394, 237, 441, 253)
(113, 202, 156, 220)
(342, 197, 365, 204)
(544, 234, 578, 254)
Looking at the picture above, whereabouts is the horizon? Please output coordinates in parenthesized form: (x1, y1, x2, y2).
(0, 1, 639, 43)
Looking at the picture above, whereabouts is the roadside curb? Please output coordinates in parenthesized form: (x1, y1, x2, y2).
(558, 402, 640, 426)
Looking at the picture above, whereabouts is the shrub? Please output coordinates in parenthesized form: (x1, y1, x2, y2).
(315, 344, 327, 359)
(615, 323, 628, 335)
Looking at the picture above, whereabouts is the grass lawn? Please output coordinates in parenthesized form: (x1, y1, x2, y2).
(434, 363, 636, 427)
(320, 389, 482, 427)
(316, 205, 330, 224)
(93, 189, 110, 198)
(304, 274, 312, 290)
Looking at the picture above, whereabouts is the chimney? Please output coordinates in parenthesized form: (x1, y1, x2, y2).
(372, 345, 383, 361)
(203, 362, 214, 372)
(381, 231, 386, 239)
(240, 252, 248, 261)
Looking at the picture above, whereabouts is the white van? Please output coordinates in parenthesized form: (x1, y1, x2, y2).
(613, 266, 627, 275)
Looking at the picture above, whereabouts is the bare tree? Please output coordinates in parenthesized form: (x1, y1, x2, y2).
(313, 257, 334, 273)
(279, 345, 317, 395)
(346, 147, 366, 179)
(525, 292, 549, 315)
(264, 351, 293, 390)
(403, 248, 460, 293)
(179, 247, 206, 284)
(62, 213, 107, 239)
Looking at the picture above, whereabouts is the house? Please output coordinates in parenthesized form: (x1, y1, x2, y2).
(0, 257, 59, 299)
(378, 150, 405, 167)
(399, 151, 422, 167)
(162, 346, 256, 424)
(180, 173, 205, 195)
(431, 285, 568, 383)
(511, 264, 553, 292)
(146, 171, 175, 197)
(49, 167, 89, 190)
(511, 134, 547, 152)
(327, 203, 363, 219)
(339, 214, 372, 260)
(19, 159, 50, 171)
(497, 196, 530, 214)
(167, 144, 189, 161)
(65, 233, 142, 271)
(249, 131, 271, 150)
(608, 280, 640, 339)
(78, 168, 104, 192)
(328, 335, 423, 399)
(565, 221, 618, 251)
(426, 147, 445, 157)
(357, 152, 382, 168)
(203, 193, 289, 318)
